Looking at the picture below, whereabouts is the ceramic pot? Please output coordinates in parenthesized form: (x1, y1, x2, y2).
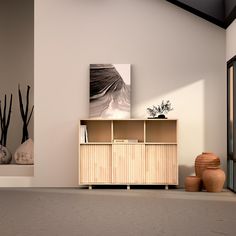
(202, 167, 225, 192)
(14, 139, 34, 165)
(185, 176, 202, 192)
(157, 114, 167, 119)
(0, 145, 12, 164)
(195, 152, 220, 179)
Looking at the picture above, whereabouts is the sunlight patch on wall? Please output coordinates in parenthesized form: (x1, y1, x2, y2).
(133, 79, 205, 185)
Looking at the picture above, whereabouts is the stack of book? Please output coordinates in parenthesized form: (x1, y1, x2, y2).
(113, 139, 138, 143)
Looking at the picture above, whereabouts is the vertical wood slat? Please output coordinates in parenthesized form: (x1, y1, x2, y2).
(145, 145, 177, 184)
(144, 121, 146, 143)
(80, 145, 111, 184)
(112, 144, 145, 184)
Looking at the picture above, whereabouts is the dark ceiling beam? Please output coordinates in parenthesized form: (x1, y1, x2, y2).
(166, 0, 225, 28)
(225, 6, 236, 27)
(225, 0, 236, 16)
(166, 0, 236, 29)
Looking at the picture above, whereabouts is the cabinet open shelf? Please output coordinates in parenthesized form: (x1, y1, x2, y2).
(145, 120, 177, 143)
(113, 120, 144, 142)
(79, 119, 178, 188)
(81, 120, 112, 142)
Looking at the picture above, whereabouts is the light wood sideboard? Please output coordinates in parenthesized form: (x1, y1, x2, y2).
(78, 119, 178, 189)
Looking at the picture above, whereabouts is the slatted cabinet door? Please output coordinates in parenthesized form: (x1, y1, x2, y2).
(145, 145, 177, 184)
(112, 144, 145, 184)
(80, 145, 111, 184)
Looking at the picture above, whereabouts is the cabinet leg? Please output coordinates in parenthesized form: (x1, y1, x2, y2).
(127, 185, 130, 190)
(89, 185, 92, 190)
(165, 185, 169, 190)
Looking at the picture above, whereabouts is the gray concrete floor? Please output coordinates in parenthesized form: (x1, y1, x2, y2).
(0, 188, 235, 236)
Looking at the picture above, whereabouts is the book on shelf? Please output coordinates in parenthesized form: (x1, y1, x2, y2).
(80, 125, 88, 143)
(113, 139, 139, 143)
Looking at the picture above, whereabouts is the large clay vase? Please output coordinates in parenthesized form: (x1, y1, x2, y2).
(14, 139, 34, 165)
(195, 152, 220, 179)
(185, 176, 202, 192)
(202, 167, 225, 192)
(0, 145, 12, 164)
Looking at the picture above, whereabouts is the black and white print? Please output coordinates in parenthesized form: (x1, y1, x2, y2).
(89, 64, 131, 118)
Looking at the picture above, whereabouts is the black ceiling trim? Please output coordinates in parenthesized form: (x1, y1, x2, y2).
(166, 0, 225, 28)
(166, 0, 236, 29)
(225, 6, 236, 28)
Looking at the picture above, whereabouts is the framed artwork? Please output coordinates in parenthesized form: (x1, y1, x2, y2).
(89, 64, 131, 118)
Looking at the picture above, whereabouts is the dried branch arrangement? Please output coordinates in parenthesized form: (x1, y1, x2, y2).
(0, 94, 13, 147)
(18, 85, 34, 143)
(147, 100, 173, 118)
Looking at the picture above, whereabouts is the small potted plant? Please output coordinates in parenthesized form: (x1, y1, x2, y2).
(147, 100, 173, 119)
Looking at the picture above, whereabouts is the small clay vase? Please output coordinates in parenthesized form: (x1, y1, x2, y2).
(202, 167, 225, 192)
(185, 176, 202, 192)
(195, 152, 220, 179)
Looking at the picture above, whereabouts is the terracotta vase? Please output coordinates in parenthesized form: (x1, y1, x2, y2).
(202, 167, 225, 192)
(195, 152, 220, 179)
(185, 176, 202, 192)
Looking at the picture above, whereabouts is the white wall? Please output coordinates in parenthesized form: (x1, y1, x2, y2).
(0, 0, 34, 160)
(14, 0, 224, 187)
(226, 19, 236, 61)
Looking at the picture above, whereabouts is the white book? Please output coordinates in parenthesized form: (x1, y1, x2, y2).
(85, 126, 88, 143)
(80, 125, 88, 143)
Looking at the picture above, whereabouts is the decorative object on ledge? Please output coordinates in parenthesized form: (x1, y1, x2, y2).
(185, 176, 201, 192)
(147, 100, 173, 119)
(0, 94, 13, 164)
(89, 64, 131, 119)
(195, 152, 220, 179)
(113, 139, 138, 143)
(202, 167, 225, 192)
(18, 85, 34, 143)
(16, 85, 34, 165)
(80, 125, 88, 144)
(0, 146, 12, 164)
(14, 138, 34, 165)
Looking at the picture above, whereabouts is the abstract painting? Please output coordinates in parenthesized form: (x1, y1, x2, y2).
(89, 64, 131, 118)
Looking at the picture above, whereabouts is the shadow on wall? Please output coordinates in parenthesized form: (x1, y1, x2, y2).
(132, 54, 226, 187)
(133, 70, 226, 186)
(130, 3, 226, 180)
